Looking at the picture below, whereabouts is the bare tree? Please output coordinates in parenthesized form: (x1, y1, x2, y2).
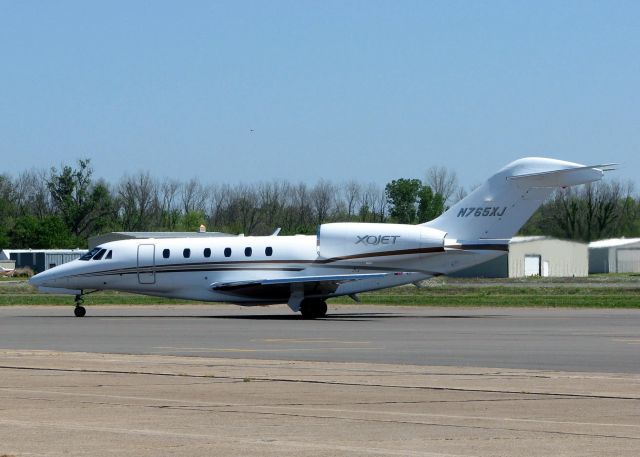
(181, 178, 207, 214)
(357, 183, 378, 222)
(452, 186, 468, 204)
(359, 183, 387, 222)
(117, 172, 158, 231)
(14, 168, 53, 218)
(343, 180, 361, 218)
(229, 184, 260, 234)
(425, 165, 458, 204)
(292, 183, 313, 231)
(616, 180, 638, 236)
(0, 174, 17, 225)
(257, 181, 289, 233)
(311, 180, 335, 226)
(159, 179, 181, 229)
(160, 180, 180, 212)
(207, 183, 231, 230)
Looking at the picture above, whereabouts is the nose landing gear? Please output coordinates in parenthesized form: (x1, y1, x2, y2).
(74, 294, 86, 317)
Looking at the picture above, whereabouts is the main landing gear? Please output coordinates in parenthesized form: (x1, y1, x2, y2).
(74, 294, 86, 317)
(299, 299, 328, 320)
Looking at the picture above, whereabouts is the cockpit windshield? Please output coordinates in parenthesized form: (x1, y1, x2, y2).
(92, 249, 107, 260)
(79, 247, 102, 261)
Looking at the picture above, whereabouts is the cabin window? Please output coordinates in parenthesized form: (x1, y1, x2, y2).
(105, 250, 112, 260)
(92, 249, 107, 260)
(265, 246, 273, 256)
(204, 248, 211, 258)
(163, 249, 170, 259)
(224, 247, 231, 257)
(183, 248, 191, 258)
(245, 247, 252, 257)
(80, 247, 101, 261)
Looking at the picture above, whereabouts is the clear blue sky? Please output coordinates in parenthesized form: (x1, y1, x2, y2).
(1, 1, 638, 189)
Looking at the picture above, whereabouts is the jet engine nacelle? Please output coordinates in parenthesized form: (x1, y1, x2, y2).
(317, 222, 447, 259)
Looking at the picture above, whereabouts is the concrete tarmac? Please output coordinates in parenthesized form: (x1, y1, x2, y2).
(1, 305, 639, 456)
(0, 350, 638, 457)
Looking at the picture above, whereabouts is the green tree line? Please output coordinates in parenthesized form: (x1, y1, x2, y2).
(1, 159, 637, 249)
(0, 159, 450, 249)
(520, 180, 640, 241)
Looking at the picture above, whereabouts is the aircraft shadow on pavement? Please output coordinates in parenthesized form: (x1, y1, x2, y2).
(26, 312, 508, 321)
(208, 313, 509, 321)
(26, 312, 396, 322)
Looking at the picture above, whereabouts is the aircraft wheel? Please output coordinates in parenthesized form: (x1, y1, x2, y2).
(300, 299, 327, 319)
(74, 306, 86, 318)
(316, 300, 327, 318)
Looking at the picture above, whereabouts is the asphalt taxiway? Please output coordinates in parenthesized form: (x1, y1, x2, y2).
(1, 305, 639, 457)
(0, 304, 639, 372)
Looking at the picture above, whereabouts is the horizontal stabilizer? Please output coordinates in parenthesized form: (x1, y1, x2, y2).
(507, 163, 620, 179)
(507, 163, 617, 187)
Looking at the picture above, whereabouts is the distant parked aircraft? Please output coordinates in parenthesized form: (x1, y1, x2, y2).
(30, 157, 611, 318)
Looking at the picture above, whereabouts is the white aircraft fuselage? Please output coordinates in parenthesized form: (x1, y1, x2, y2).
(30, 157, 610, 318)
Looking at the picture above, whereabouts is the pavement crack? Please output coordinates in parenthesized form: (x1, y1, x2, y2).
(265, 397, 564, 407)
(210, 408, 640, 441)
(1, 365, 637, 401)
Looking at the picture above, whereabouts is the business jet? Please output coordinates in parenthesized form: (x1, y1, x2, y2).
(29, 157, 611, 318)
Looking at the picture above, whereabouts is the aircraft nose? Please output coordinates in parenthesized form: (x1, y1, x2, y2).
(29, 271, 47, 287)
(29, 269, 58, 288)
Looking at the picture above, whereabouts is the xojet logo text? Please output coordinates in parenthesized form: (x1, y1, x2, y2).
(355, 235, 400, 246)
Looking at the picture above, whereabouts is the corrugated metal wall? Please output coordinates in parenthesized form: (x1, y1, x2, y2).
(615, 248, 640, 273)
(44, 253, 84, 270)
(9, 251, 85, 273)
(509, 240, 588, 277)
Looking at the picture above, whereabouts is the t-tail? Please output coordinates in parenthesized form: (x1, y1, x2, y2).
(422, 157, 613, 242)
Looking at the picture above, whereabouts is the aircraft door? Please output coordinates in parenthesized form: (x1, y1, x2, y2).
(137, 244, 156, 284)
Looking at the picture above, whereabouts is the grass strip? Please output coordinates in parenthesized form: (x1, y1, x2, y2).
(0, 294, 209, 306)
(328, 285, 640, 308)
(0, 284, 638, 308)
(329, 294, 640, 308)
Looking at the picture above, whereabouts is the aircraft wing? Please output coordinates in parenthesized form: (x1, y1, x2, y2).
(210, 272, 392, 291)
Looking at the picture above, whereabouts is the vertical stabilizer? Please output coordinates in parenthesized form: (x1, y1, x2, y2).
(422, 157, 605, 240)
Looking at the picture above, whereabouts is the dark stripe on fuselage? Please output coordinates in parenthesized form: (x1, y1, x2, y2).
(447, 244, 509, 252)
(71, 266, 305, 279)
(317, 246, 446, 263)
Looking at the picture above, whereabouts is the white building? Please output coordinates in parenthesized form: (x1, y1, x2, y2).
(451, 236, 589, 278)
(588, 238, 640, 274)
